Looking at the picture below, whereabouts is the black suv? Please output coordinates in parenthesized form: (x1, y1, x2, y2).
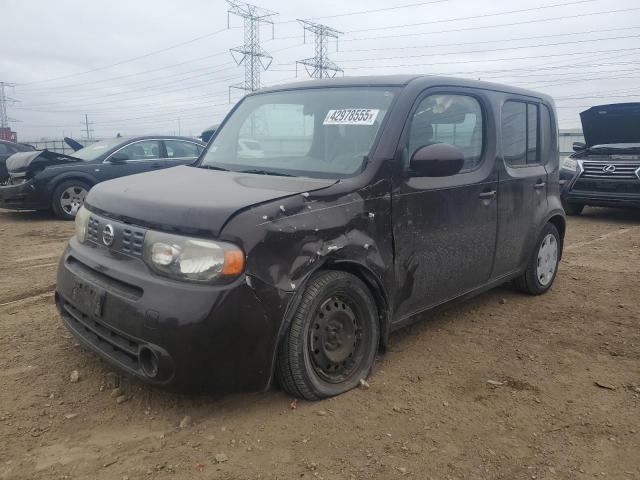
(0, 136, 204, 219)
(56, 76, 565, 399)
(560, 103, 640, 215)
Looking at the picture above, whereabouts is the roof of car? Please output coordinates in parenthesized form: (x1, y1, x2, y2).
(96, 135, 205, 144)
(257, 74, 553, 103)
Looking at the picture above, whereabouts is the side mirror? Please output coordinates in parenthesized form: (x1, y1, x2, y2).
(409, 143, 465, 177)
(109, 152, 129, 163)
(572, 142, 587, 152)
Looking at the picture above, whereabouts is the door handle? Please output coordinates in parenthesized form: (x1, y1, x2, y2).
(478, 190, 496, 200)
(534, 181, 546, 190)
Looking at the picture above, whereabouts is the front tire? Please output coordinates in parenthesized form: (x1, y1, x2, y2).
(51, 180, 90, 220)
(276, 270, 379, 400)
(513, 223, 561, 295)
(563, 202, 584, 216)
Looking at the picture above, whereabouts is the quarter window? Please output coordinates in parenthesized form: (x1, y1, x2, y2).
(502, 101, 540, 166)
(164, 140, 201, 159)
(407, 94, 484, 172)
(115, 140, 160, 161)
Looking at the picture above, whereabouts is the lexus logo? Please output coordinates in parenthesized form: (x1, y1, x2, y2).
(602, 164, 616, 173)
(102, 224, 115, 247)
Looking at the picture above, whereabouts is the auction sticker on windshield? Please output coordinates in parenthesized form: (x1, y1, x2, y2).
(323, 109, 379, 126)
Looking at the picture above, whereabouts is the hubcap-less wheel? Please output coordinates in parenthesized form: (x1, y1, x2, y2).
(309, 296, 364, 383)
(59, 186, 87, 216)
(536, 233, 558, 286)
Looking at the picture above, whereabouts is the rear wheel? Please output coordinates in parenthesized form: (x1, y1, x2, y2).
(52, 180, 90, 220)
(276, 270, 379, 400)
(563, 202, 584, 216)
(513, 223, 561, 295)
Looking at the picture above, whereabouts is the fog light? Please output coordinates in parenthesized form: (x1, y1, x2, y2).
(139, 346, 159, 378)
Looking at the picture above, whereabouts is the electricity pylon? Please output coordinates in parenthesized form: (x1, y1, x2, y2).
(296, 20, 343, 79)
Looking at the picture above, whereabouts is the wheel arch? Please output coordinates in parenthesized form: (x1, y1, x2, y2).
(546, 213, 566, 260)
(47, 172, 96, 199)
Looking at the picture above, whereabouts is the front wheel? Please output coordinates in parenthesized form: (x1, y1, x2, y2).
(513, 223, 561, 295)
(563, 202, 584, 216)
(276, 270, 379, 400)
(51, 180, 90, 220)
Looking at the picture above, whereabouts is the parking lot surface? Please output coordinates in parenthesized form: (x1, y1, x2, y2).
(0, 207, 639, 480)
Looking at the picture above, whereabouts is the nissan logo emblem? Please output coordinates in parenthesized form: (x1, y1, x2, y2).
(102, 224, 115, 247)
(602, 164, 616, 173)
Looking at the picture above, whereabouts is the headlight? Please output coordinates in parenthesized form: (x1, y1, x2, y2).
(74, 206, 90, 243)
(142, 231, 244, 283)
(561, 157, 578, 171)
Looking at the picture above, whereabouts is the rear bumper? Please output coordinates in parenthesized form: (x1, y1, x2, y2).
(56, 237, 293, 393)
(0, 179, 48, 210)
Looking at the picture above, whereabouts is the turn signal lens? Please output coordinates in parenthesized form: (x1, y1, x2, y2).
(222, 249, 245, 275)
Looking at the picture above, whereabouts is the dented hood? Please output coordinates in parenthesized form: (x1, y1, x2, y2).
(86, 165, 337, 237)
(580, 103, 640, 147)
(7, 150, 82, 174)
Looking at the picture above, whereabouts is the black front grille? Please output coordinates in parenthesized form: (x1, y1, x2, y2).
(87, 214, 146, 257)
(122, 228, 144, 255)
(581, 161, 640, 180)
(61, 298, 141, 372)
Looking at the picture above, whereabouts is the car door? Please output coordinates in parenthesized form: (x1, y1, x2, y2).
(162, 139, 203, 168)
(493, 99, 548, 277)
(100, 139, 164, 181)
(392, 89, 499, 321)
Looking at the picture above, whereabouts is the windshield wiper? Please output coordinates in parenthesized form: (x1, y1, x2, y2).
(239, 169, 294, 177)
(198, 164, 230, 171)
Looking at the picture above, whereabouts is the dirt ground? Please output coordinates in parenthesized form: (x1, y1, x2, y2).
(0, 207, 638, 480)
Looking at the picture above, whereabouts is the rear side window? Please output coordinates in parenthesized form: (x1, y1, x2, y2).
(164, 140, 201, 159)
(408, 94, 484, 171)
(502, 101, 540, 166)
(115, 140, 160, 161)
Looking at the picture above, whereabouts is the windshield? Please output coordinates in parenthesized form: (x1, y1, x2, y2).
(199, 87, 397, 178)
(73, 138, 126, 161)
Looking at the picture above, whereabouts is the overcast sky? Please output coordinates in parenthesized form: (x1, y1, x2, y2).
(2, 0, 639, 140)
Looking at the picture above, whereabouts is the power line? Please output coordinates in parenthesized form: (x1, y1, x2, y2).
(18, 27, 233, 87)
(336, 33, 640, 63)
(339, 25, 640, 54)
(276, 0, 452, 23)
(341, 46, 640, 69)
(338, 6, 640, 43)
(346, 0, 600, 34)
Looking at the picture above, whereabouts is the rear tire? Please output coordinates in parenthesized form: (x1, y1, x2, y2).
(513, 223, 561, 295)
(563, 202, 584, 216)
(51, 180, 90, 220)
(276, 270, 379, 400)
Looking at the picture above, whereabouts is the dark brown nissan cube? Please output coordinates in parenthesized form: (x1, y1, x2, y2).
(56, 76, 565, 400)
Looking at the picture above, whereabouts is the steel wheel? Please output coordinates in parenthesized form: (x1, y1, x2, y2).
(536, 233, 558, 287)
(59, 186, 87, 216)
(276, 270, 379, 400)
(309, 296, 364, 383)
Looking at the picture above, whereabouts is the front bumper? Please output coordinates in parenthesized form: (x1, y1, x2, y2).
(0, 179, 47, 210)
(56, 237, 292, 393)
(560, 170, 640, 208)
